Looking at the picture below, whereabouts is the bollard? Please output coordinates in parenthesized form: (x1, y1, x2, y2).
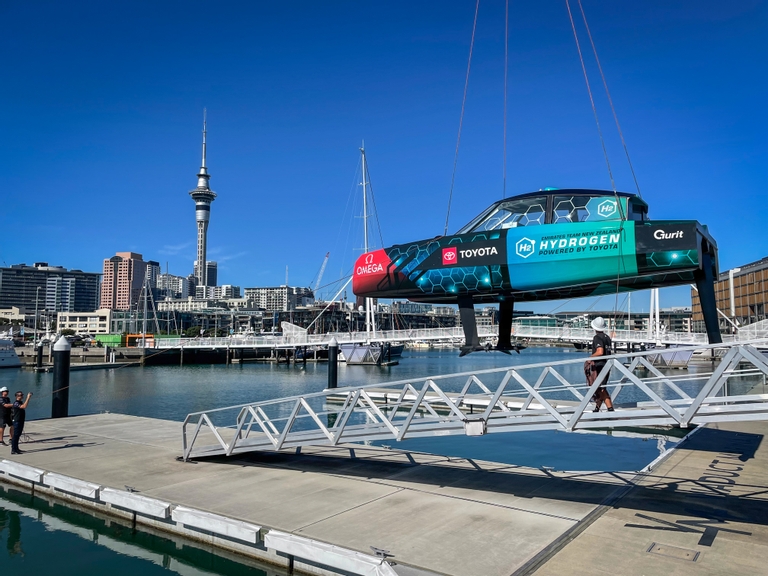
(36, 344, 43, 369)
(52, 336, 71, 418)
(327, 337, 338, 389)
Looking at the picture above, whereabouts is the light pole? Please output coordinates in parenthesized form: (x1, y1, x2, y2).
(34, 286, 41, 346)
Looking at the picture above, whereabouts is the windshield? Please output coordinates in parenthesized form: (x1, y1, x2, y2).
(457, 196, 547, 233)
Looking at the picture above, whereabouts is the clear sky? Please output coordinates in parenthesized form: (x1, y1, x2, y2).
(2, 1, 766, 314)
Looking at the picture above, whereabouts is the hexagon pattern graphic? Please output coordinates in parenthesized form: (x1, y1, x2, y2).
(597, 199, 617, 218)
(516, 237, 535, 259)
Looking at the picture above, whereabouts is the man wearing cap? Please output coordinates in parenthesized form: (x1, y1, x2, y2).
(0, 387, 11, 446)
(584, 317, 614, 412)
(10, 391, 32, 455)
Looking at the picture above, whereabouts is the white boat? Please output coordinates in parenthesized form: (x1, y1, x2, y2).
(0, 338, 21, 369)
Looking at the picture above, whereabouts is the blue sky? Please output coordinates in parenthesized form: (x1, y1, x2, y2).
(2, 1, 766, 313)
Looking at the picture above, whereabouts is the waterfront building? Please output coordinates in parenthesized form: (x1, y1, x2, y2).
(195, 283, 238, 300)
(392, 301, 433, 314)
(156, 273, 189, 299)
(691, 256, 768, 332)
(190, 112, 217, 287)
(100, 252, 146, 311)
(0, 262, 100, 312)
(157, 297, 226, 313)
(243, 286, 315, 312)
(57, 309, 112, 335)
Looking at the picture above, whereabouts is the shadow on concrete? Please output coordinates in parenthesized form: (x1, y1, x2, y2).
(199, 426, 768, 527)
(677, 427, 762, 461)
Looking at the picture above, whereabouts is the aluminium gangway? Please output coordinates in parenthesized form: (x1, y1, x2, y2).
(182, 341, 768, 461)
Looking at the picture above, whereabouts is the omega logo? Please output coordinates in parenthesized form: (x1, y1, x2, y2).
(357, 252, 383, 275)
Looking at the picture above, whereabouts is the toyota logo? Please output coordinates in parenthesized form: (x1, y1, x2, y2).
(444, 251, 456, 261)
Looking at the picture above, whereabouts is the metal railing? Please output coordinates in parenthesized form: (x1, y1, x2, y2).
(153, 322, 761, 351)
(182, 341, 768, 460)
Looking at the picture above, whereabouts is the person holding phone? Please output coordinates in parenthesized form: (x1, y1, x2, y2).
(11, 391, 32, 455)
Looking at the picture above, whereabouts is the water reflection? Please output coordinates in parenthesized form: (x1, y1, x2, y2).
(0, 487, 285, 575)
(0, 508, 24, 558)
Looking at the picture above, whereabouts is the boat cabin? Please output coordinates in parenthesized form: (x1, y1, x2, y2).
(457, 189, 648, 234)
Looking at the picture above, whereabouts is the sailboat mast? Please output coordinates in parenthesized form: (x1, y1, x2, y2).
(361, 144, 372, 341)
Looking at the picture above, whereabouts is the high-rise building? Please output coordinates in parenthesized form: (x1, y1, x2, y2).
(193, 260, 218, 287)
(100, 252, 146, 311)
(146, 261, 161, 290)
(190, 110, 217, 287)
(0, 263, 100, 312)
(157, 273, 189, 299)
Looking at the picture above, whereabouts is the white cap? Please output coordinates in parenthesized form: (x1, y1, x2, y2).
(53, 335, 72, 352)
(591, 317, 607, 332)
(0, 387, 7, 393)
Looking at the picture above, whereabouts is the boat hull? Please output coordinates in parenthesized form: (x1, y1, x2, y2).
(353, 219, 716, 304)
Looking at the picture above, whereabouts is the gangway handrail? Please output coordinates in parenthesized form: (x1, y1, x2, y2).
(182, 341, 748, 417)
(181, 340, 768, 461)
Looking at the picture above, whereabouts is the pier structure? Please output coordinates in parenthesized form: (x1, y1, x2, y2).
(181, 341, 768, 460)
(148, 319, 768, 355)
(190, 110, 216, 287)
(1, 383, 768, 574)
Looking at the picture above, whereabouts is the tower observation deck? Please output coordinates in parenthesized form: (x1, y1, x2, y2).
(190, 110, 216, 287)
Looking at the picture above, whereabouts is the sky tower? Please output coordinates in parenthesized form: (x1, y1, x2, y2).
(190, 110, 216, 287)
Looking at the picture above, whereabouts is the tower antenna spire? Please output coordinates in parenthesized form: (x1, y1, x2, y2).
(201, 108, 207, 169)
(190, 109, 216, 287)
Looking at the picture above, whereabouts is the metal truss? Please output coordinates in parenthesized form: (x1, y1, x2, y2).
(155, 320, 768, 352)
(182, 342, 768, 461)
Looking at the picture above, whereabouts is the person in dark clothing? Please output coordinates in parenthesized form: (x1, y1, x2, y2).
(584, 317, 614, 412)
(0, 388, 12, 446)
(11, 391, 32, 455)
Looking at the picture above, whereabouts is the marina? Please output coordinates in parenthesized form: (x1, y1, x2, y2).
(1, 1, 764, 574)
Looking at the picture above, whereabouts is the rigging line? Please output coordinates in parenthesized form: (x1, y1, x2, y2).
(364, 153, 385, 248)
(444, 0, 480, 236)
(502, 0, 509, 199)
(564, 0, 617, 196)
(577, 0, 642, 199)
(565, 0, 626, 324)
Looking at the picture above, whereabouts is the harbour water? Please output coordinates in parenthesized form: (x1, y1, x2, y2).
(0, 482, 286, 575)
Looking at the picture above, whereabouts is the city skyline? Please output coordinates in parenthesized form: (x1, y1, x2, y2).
(2, 1, 765, 314)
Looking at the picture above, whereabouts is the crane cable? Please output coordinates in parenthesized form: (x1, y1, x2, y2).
(444, 0, 480, 236)
(565, 0, 618, 203)
(576, 0, 642, 199)
(502, 0, 509, 199)
(566, 0, 630, 332)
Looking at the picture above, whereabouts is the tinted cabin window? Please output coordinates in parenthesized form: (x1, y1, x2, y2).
(629, 202, 647, 221)
(464, 197, 546, 232)
(553, 195, 624, 223)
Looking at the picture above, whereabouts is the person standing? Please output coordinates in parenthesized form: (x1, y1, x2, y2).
(0, 388, 11, 446)
(584, 317, 614, 412)
(11, 391, 32, 455)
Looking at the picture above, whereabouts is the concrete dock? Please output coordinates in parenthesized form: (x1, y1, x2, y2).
(0, 414, 765, 575)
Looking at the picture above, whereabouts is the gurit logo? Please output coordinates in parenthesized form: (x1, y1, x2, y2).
(597, 200, 617, 218)
(654, 229, 684, 240)
(515, 237, 535, 258)
(442, 247, 457, 265)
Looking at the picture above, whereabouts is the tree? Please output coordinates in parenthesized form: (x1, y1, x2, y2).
(61, 328, 76, 336)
